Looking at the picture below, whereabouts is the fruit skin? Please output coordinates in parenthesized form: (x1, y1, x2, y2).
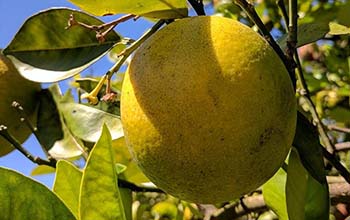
(0, 54, 41, 156)
(121, 16, 296, 204)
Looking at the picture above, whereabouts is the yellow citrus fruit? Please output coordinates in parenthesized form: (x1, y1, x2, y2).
(0, 54, 41, 156)
(121, 16, 296, 204)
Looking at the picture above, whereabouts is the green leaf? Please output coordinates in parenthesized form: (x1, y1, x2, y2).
(328, 22, 350, 35)
(286, 148, 329, 220)
(113, 137, 149, 184)
(36, 89, 63, 150)
(120, 188, 133, 220)
(68, 0, 188, 18)
(53, 160, 83, 219)
(60, 102, 124, 142)
(292, 112, 326, 184)
(0, 167, 75, 220)
(79, 125, 126, 220)
(31, 165, 56, 176)
(278, 22, 329, 51)
(262, 168, 289, 220)
(3, 8, 121, 82)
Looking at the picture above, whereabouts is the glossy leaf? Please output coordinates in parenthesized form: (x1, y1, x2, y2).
(53, 160, 83, 218)
(0, 167, 75, 220)
(3, 8, 121, 82)
(286, 148, 329, 220)
(68, 0, 187, 18)
(59, 102, 124, 142)
(79, 125, 126, 220)
(262, 168, 289, 220)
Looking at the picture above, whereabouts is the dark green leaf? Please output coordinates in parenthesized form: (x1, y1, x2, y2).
(68, 0, 188, 18)
(3, 8, 121, 82)
(53, 160, 83, 219)
(120, 188, 133, 220)
(292, 112, 326, 184)
(0, 167, 75, 220)
(79, 125, 126, 220)
(278, 22, 329, 51)
(36, 89, 63, 150)
(262, 168, 288, 220)
(286, 148, 329, 220)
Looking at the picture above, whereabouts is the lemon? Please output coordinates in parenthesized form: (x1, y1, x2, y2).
(121, 16, 296, 204)
(0, 54, 41, 156)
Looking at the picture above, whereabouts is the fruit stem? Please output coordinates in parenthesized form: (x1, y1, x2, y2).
(105, 19, 166, 80)
(0, 125, 57, 168)
(81, 74, 108, 105)
(233, 0, 296, 88)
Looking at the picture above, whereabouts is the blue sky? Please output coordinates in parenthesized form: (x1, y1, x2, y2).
(0, 0, 155, 187)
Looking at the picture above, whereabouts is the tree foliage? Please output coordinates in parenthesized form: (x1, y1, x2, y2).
(0, 0, 350, 219)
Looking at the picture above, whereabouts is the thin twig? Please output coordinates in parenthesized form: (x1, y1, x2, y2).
(210, 180, 350, 219)
(0, 125, 57, 168)
(66, 14, 136, 43)
(276, 0, 289, 28)
(328, 125, 350, 134)
(335, 142, 350, 152)
(232, 0, 296, 87)
(12, 101, 50, 158)
(188, 0, 206, 15)
(106, 19, 166, 79)
(295, 53, 337, 154)
(323, 148, 350, 184)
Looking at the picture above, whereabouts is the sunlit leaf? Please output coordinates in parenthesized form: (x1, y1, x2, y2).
(3, 8, 121, 82)
(328, 22, 350, 35)
(48, 121, 85, 159)
(79, 125, 126, 220)
(286, 148, 329, 220)
(0, 167, 75, 220)
(53, 160, 82, 219)
(59, 102, 124, 142)
(113, 137, 149, 184)
(262, 168, 289, 220)
(30, 165, 56, 176)
(68, 0, 187, 18)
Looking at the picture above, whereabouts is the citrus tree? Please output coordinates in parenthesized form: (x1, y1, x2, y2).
(0, 0, 350, 219)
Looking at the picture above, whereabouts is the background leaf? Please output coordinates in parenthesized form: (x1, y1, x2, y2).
(68, 0, 188, 18)
(0, 167, 75, 220)
(262, 168, 289, 220)
(286, 148, 329, 220)
(53, 160, 83, 218)
(3, 8, 121, 82)
(79, 125, 126, 220)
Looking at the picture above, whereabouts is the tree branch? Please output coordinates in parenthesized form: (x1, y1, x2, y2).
(0, 125, 57, 168)
(210, 181, 350, 219)
(188, 0, 206, 15)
